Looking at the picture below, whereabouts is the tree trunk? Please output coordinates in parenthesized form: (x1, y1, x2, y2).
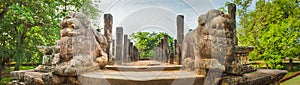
(14, 26, 28, 71)
(13, 47, 22, 71)
(0, 60, 6, 79)
(0, 64, 3, 79)
(266, 64, 270, 69)
(13, 66, 19, 71)
(289, 58, 293, 70)
(0, 4, 9, 20)
(1, 57, 11, 77)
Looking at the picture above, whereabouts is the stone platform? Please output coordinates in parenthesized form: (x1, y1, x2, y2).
(80, 70, 204, 85)
(78, 66, 286, 85)
(11, 65, 286, 85)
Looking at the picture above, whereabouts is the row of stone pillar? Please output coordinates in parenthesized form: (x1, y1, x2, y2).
(150, 15, 184, 65)
(153, 38, 182, 65)
(114, 27, 139, 64)
(104, 14, 185, 65)
(104, 14, 139, 65)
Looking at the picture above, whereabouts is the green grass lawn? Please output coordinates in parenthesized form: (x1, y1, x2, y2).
(280, 65, 300, 85)
(9, 66, 36, 71)
(281, 75, 300, 85)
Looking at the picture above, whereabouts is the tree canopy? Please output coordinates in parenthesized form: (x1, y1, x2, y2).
(130, 32, 174, 58)
(0, 0, 100, 72)
(227, 0, 300, 69)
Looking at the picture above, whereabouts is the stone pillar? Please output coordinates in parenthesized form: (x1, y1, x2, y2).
(160, 42, 163, 62)
(123, 35, 129, 63)
(156, 42, 162, 61)
(127, 39, 131, 62)
(177, 15, 184, 64)
(177, 15, 184, 46)
(133, 46, 139, 61)
(170, 42, 174, 64)
(174, 39, 181, 65)
(163, 35, 168, 63)
(225, 3, 243, 75)
(104, 14, 113, 62)
(159, 39, 163, 62)
(116, 27, 123, 64)
(112, 39, 115, 56)
(129, 42, 133, 62)
(228, 3, 237, 46)
(153, 46, 157, 61)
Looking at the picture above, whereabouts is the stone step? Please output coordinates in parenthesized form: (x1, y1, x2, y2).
(80, 70, 205, 85)
(105, 65, 183, 71)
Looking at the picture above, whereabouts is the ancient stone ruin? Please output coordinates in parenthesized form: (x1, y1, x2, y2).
(11, 13, 110, 85)
(11, 3, 287, 85)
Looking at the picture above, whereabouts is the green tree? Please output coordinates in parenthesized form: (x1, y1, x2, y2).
(130, 32, 174, 58)
(0, 0, 100, 75)
(0, 0, 63, 72)
(233, 0, 300, 69)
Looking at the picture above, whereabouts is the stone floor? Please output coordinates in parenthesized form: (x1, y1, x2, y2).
(79, 64, 287, 85)
(11, 61, 287, 85)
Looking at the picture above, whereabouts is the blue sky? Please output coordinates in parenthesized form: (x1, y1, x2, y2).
(96, 0, 257, 38)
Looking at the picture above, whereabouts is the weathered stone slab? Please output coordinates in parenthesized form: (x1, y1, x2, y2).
(221, 69, 287, 85)
(11, 70, 34, 81)
(24, 72, 45, 85)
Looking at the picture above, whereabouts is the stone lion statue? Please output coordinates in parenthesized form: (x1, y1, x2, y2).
(182, 9, 238, 84)
(182, 9, 237, 75)
(54, 12, 109, 76)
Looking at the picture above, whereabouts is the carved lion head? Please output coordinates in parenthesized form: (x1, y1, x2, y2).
(59, 13, 91, 37)
(197, 9, 234, 63)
